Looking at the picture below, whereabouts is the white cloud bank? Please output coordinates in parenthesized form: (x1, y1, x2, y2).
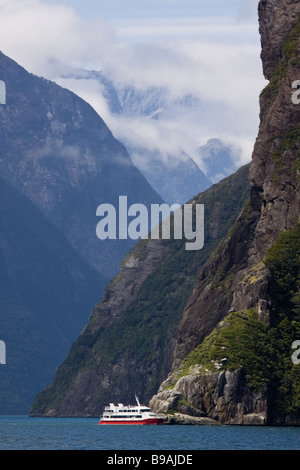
(0, 0, 268, 175)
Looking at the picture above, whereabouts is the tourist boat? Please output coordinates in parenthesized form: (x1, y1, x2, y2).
(99, 396, 164, 425)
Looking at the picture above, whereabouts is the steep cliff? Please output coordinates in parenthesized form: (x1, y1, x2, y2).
(30, 164, 250, 417)
(151, 0, 300, 425)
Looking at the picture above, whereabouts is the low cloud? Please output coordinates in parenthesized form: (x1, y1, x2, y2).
(56, 36, 265, 172)
(0, 0, 116, 75)
(0, 0, 267, 178)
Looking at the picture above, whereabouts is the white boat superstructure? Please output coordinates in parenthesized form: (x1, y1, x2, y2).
(99, 396, 164, 425)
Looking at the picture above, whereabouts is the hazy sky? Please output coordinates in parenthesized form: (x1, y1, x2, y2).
(0, 0, 266, 173)
(41, 0, 258, 20)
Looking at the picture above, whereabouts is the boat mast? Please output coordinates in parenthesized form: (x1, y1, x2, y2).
(135, 394, 140, 407)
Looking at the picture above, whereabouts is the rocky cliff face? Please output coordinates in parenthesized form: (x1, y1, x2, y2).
(151, 369, 268, 426)
(151, 0, 300, 425)
(259, 0, 300, 80)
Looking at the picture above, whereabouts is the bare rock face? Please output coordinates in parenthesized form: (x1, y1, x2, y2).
(258, 0, 300, 79)
(150, 368, 267, 425)
(89, 240, 168, 331)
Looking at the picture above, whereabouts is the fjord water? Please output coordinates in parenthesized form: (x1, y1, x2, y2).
(0, 416, 299, 450)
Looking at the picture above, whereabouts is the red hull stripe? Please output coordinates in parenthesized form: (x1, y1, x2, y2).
(99, 418, 164, 425)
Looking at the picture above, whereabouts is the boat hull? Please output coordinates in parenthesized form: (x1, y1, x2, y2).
(99, 418, 164, 425)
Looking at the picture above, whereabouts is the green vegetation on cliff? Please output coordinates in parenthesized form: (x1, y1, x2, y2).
(171, 308, 271, 392)
(264, 222, 300, 419)
(167, 222, 300, 421)
(269, 124, 300, 182)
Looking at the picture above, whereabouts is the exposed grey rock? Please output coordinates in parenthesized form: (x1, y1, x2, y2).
(150, 390, 182, 413)
(151, 368, 268, 425)
(162, 414, 218, 426)
(258, 0, 300, 79)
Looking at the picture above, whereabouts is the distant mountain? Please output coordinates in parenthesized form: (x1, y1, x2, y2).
(95, 71, 212, 204)
(0, 175, 106, 414)
(87, 70, 198, 119)
(58, 69, 215, 204)
(0, 51, 163, 279)
(56, 68, 244, 204)
(128, 149, 211, 205)
(198, 138, 239, 184)
(97, 76, 173, 119)
(92, 72, 243, 204)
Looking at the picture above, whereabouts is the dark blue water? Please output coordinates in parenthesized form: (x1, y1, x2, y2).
(0, 416, 299, 450)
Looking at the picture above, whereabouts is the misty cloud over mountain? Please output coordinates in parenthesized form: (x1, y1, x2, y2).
(0, 0, 267, 204)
